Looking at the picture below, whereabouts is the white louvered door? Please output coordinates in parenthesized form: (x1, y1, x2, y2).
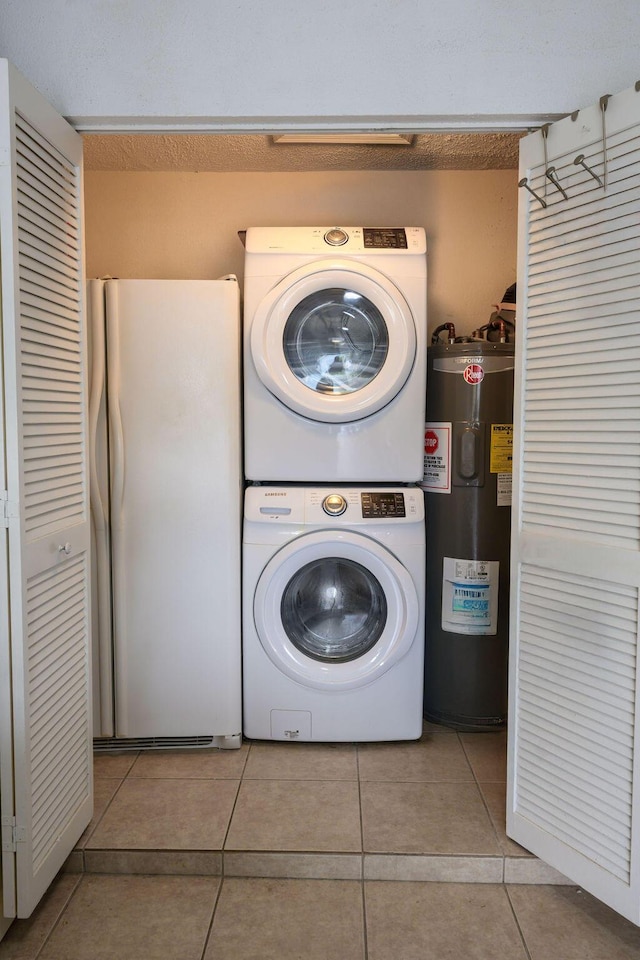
(508, 82, 640, 923)
(0, 60, 92, 919)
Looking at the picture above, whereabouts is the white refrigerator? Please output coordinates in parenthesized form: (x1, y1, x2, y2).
(88, 278, 242, 746)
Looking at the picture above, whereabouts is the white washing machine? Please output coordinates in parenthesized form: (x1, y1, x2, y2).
(242, 485, 425, 742)
(243, 226, 427, 482)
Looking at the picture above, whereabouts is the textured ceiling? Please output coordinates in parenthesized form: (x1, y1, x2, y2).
(82, 132, 522, 172)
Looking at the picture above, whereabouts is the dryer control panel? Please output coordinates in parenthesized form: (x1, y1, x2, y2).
(362, 228, 408, 249)
(245, 226, 426, 256)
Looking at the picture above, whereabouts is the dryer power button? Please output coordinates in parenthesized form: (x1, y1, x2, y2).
(322, 494, 348, 516)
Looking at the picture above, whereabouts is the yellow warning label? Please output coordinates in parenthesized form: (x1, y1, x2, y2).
(490, 424, 513, 473)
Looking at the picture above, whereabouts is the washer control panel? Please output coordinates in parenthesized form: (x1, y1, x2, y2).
(360, 491, 406, 518)
(245, 486, 423, 524)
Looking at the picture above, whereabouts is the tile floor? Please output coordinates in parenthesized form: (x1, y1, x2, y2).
(2, 725, 640, 958)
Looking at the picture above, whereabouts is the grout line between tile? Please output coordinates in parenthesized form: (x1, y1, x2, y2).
(32, 872, 83, 960)
(220, 764, 247, 854)
(80, 776, 127, 849)
(361, 874, 369, 960)
(356, 743, 365, 862)
(458, 733, 507, 856)
(237, 741, 252, 778)
(504, 884, 533, 960)
(199, 873, 225, 960)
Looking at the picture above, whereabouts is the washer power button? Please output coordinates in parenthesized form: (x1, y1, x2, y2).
(322, 494, 348, 516)
(324, 228, 349, 246)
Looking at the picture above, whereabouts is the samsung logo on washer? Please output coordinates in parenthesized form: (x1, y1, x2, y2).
(264, 492, 288, 497)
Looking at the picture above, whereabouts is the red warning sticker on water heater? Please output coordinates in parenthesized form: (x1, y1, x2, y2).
(424, 429, 439, 455)
(463, 363, 484, 384)
(421, 422, 451, 493)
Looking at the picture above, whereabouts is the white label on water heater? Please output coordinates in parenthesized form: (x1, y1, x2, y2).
(497, 473, 512, 507)
(421, 421, 452, 493)
(441, 557, 499, 635)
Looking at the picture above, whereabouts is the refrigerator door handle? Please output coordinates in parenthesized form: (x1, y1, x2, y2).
(88, 281, 115, 734)
(89, 282, 108, 529)
(106, 292, 126, 527)
(105, 282, 128, 735)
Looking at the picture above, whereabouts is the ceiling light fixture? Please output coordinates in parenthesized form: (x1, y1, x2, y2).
(271, 133, 414, 146)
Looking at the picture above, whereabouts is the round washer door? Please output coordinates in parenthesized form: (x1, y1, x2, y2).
(250, 260, 416, 423)
(253, 531, 419, 690)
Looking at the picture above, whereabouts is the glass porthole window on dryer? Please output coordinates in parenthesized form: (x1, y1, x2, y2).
(282, 287, 389, 395)
(280, 557, 388, 662)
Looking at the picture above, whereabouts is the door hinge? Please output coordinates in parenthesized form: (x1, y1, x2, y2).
(1, 816, 26, 852)
(1, 491, 18, 529)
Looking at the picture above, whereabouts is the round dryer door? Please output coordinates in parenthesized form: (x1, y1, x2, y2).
(250, 260, 417, 423)
(253, 531, 419, 690)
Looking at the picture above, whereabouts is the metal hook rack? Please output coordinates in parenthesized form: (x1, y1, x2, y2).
(518, 177, 547, 209)
(545, 166, 569, 200)
(574, 154, 603, 187)
(530, 87, 622, 212)
(600, 94, 612, 191)
(540, 124, 551, 198)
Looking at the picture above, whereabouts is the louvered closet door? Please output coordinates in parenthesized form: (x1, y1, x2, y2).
(508, 82, 640, 924)
(0, 60, 92, 919)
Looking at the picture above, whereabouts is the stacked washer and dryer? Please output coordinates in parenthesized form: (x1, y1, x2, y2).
(242, 226, 428, 741)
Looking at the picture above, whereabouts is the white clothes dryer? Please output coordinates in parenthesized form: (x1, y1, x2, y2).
(243, 226, 427, 482)
(242, 485, 425, 742)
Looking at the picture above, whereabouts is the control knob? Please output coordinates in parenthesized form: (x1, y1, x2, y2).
(324, 228, 349, 246)
(322, 494, 347, 516)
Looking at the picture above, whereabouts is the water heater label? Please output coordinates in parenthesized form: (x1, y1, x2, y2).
(490, 424, 513, 473)
(421, 422, 451, 493)
(496, 473, 512, 507)
(441, 558, 499, 635)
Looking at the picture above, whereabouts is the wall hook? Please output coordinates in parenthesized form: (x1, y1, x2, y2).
(518, 177, 547, 209)
(545, 166, 569, 200)
(574, 154, 603, 187)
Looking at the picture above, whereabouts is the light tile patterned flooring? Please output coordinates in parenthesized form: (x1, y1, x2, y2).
(2, 725, 640, 958)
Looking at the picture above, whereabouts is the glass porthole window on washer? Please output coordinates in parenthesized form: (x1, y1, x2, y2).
(280, 557, 387, 662)
(283, 288, 389, 394)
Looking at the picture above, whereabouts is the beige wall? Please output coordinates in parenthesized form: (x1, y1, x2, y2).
(84, 169, 518, 338)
